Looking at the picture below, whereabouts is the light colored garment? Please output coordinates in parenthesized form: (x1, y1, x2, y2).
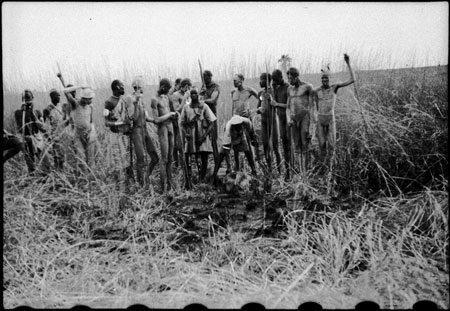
(72, 102, 93, 134)
(106, 130, 130, 171)
(180, 102, 217, 153)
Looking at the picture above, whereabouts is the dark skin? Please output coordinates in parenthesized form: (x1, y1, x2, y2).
(189, 90, 215, 146)
(184, 89, 216, 181)
(50, 92, 61, 105)
(201, 73, 220, 109)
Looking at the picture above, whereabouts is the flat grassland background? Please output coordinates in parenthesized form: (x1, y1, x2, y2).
(3, 64, 448, 309)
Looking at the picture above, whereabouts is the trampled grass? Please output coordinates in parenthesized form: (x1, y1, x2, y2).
(3, 63, 448, 308)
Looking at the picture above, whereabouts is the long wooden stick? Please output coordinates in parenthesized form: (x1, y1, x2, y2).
(345, 54, 369, 138)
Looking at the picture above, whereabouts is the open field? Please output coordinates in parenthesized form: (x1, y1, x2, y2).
(3, 64, 448, 308)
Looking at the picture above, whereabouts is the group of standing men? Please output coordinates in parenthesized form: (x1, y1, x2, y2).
(4, 54, 355, 194)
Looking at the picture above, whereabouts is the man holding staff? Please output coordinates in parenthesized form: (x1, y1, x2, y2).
(171, 78, 192, 168)
(14, 90, 51, 175)
(256, 72, 281, 173)
(61, 83, 97, 173)
(268, 69, 291, 180)
(199, 68, 220, 164)
(313, 54, 355, 164)
(180, 87, 217, 183)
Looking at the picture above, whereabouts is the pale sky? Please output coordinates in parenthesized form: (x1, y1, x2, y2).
(2, 2, 448, 92)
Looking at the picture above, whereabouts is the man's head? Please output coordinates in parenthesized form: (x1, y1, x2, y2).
(66, 84, 76, 98)
(203, 70, 213, 86)
(233, 74, 244, 88)
(22, 89, 34, 108)
(190, 86, 199, 102)
(174, 78, 182, 91)
(49, 88, 60, 105)
(287, 67, 300, 86)
(180, 78, 192, 92)
(259, 73, 272, 89)
(158, 78, 171, 95)
(321, 64, 331, 88)
(80, 88, 95, 105)
(132, 76, 145, 94)
(111, 79, 125, 96)
(272, 69, 283, 85)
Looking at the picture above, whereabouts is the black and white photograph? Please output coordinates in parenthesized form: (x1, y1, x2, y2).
(2, 1, 448, 309)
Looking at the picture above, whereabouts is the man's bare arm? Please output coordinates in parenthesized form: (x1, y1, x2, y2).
(248, 87, 259, 99)
(151, 98, 176, 124)
(204, 90, 219, 105)
(335, 54, 355, 92)
(286, 95, 292, 126)
(308, 86, 316, 123)
(313, 89, 319, 112)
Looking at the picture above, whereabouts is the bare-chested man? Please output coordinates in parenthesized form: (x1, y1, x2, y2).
(200, 70, 220, 160)
(127, 76, 160, 186)
(171, 78, 192, 167)
(268, 69, 291, 180)
(171, 78, 192, 113)
(256, 72, 281, 173)
(62, 85, 97, 173)
(231, 74, 258, 120)
(151, 78, 178, 193)
(314, 54, 355, 164)
(286, 67, 315, 173)
(169, 78, 182, 96)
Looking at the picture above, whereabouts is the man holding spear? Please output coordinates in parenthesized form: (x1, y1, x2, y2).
(180, 87, 217, 183)
(269, 69, 291, 181)
(256, 72, 281, 173)
(199, 65, 220, 163)
(313, 54, 355, 165)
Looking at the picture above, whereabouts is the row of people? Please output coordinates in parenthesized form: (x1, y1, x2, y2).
(5, 54, 354, 193)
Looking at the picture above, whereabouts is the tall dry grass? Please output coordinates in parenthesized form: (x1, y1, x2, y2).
(3, 59, 448, 308)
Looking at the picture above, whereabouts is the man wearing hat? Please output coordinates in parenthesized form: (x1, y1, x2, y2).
(313, 54, 355, 164)
(62, 85, 97, 173)
(151, 78, 179, 193)
(286, 67, 315, 173)
(14, 89, 51, 175)
(211, 115, 258, 182)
